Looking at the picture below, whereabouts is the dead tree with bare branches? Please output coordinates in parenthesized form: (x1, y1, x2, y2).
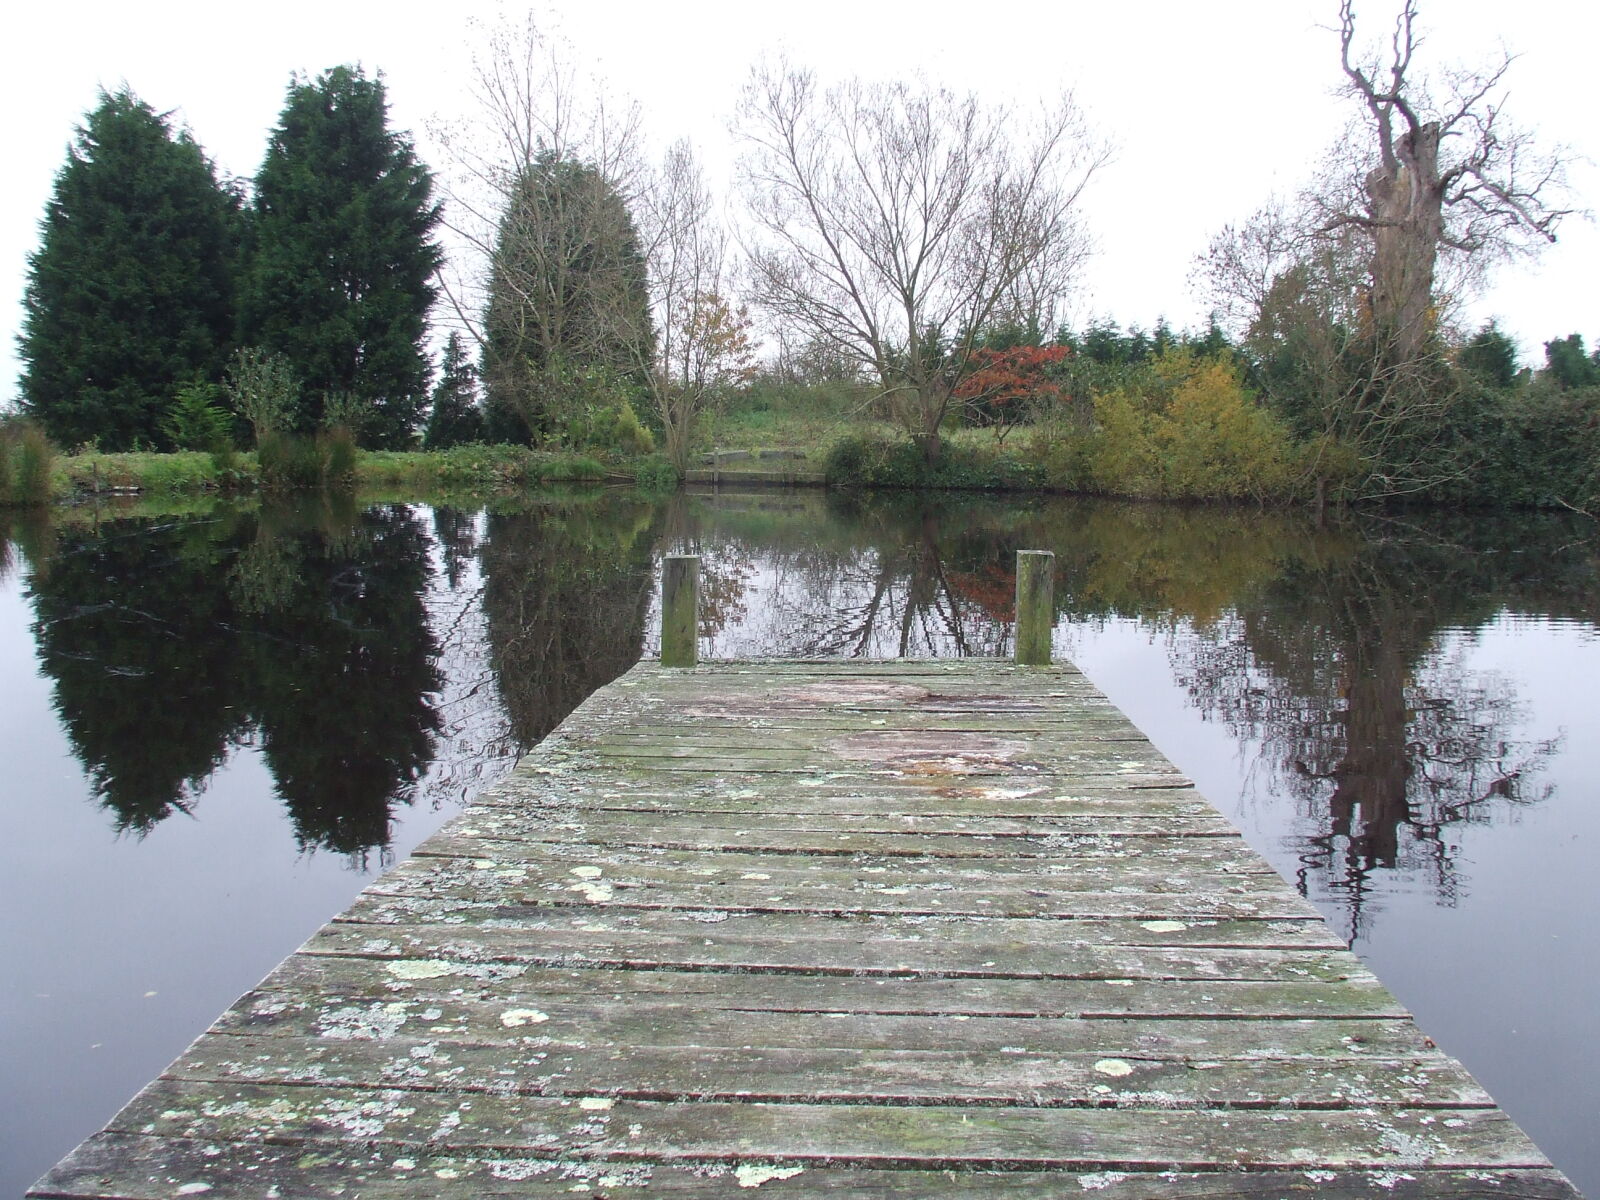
(1202, 1, 1573, 502)
(632, 141, 755, 471)
(1326, 0, 1571, 368)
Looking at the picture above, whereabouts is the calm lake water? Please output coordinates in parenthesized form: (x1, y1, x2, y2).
(3, 490, 1597, 1196)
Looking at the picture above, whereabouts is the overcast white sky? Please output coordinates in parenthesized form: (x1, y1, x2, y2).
(4, 0, 1595, 402)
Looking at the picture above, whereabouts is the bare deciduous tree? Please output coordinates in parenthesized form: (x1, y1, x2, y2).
(633, 142, 755, 471)
(736, 64, 1107, 461)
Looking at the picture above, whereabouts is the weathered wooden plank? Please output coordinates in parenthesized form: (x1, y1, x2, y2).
(40, 1133, 1580, 1200)
(306, 922, 1368, 982)
(564, 725, 1159, 747)
(333, 896, 1345, 954)
(567, 740, 1167, 764)
(471, 785, 1225, 818)
(409, 844, 1286, 893)
(394, 839, 1284, 880)
(524, 758, 1194, 783)
(546, 734, 1188, 763)
(414, 826, 1247, 861)
(105, 1080, 1551, 1170)
(470, 778, 1216, 815)
(618, 696, 1118, 719)
(590, 713, 1147, 731)
(210, 1000, 1440, 1059)
(230, 958, 1405, 1019)
(173, 1031, 1490, 1109)
(200, 985, 1440, 1049)
(411, 842, 1281, 892)
(438, 806, 1239, 838)
(580, 670, 1104, 693)
(615, 658, 1089, 678)
(367, 861, 1322, 921)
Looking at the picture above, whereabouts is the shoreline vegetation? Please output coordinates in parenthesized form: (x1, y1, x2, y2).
(8, 331, 1600, 514)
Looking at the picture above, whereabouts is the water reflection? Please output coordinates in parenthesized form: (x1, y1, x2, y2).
(9, 490, 1597, 928)
(11, 492, 669, 861)
(675, 494, 1350, 660)
(668, 494, 1030, 658)
(670, 492, 1596, 933)
(480, 496, 660, 747)
(22, 500, 442, 855)
(1169, 512, 1593, 938)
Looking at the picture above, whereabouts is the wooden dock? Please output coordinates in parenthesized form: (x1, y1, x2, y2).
(32, 659, 1583, 1198)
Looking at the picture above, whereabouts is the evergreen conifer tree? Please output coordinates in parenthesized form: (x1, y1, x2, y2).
(423, 332, 484, 448)
(20, 88, 241, 450)
(1542, 335, 1599, 390)
(243, 66, 441, 448)
(1460, 322, 1520, 389)
(482, 156, 653, 444)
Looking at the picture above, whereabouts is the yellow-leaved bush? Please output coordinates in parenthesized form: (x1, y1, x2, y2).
(1085, 352, 1302, 502)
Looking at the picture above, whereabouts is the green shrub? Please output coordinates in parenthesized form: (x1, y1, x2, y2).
(225, 346, 299, 442)
(136, 452, 223, 493)
(1083, 353, 1302, 502)
(320, 392, 370, 442)
(1022, 421, 1096, 491)
(164, 383, 234, 451)
(1453, 380, 1600, 510)
(426, 444, 536, 487)
(355, 444, 543, 492)
(1153, 358, 1300, 500)
(613, 401, 656, 456)
(322, 426, 358, 484)
(209, 443, 249, 489)
(256, 429, 358, 491)
(5, 422, 56, 505)
(1088, 390, 1163, 496)
(631, 454, 680, 493)
(256, 431, 328, 490)
(540, 454, 606, 482)
(824, 433, 1043, 492)
(823, 435, 873, 486)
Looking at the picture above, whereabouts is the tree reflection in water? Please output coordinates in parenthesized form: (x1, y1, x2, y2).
(24, 498, 442, 860)
(668, 492, 1596, 936)
(670, 494, 1023, 659)
(12, 489, 1596, 935)
(478, 494, 660, 748)
(1173, 513, 1595, 940)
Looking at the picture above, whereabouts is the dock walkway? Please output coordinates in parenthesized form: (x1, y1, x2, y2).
(33, 660, 1583, 1198)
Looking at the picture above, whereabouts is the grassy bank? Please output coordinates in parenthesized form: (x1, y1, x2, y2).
(23, 443, 677, 507)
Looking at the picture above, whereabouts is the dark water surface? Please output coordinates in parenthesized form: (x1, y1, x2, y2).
(2, 491, 1596, 1196)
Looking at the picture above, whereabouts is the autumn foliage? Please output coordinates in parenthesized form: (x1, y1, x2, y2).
(955, 344, 1071, 440)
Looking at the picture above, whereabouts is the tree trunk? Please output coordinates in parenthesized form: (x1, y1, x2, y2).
(1364, 122, 1444, 370)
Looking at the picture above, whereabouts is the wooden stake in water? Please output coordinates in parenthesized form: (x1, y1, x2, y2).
(1015, 549, 1055, 666)
(661, 554, 700, 667)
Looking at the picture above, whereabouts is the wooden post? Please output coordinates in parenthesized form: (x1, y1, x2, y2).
(661, 554, 700, 667)
(1014, 550, 1055, 666)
